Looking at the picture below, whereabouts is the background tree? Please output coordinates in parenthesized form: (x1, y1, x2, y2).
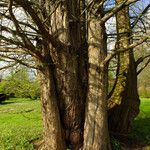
(107, 0, 140, 135)
(107, 0, 150, 135)
(0, 67, 40, 99)
(138, 64, 150, 98)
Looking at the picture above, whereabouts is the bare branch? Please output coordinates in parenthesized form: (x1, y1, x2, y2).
(0, 53, 39, 69)
(0, 12, 38, 32)
(14, 0, 67, 51)
(137, 57, 150, 75)
(0, 34, 24, 46)
(0, 62, 17, 70)
(131, 3, 150, 29)
(136, 54, 150, 66)
(8, 0, 36, 53)
(103, 36, 149, 64)
(101, 0, 139, 23)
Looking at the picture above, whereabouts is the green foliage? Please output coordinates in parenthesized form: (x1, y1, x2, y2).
(138, 64, 150, 98)
(0, 68, 40, 99)
(0, 98, 42, 150)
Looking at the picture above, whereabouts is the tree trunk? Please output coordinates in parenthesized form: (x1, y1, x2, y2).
(83, 8, 111, 150)
(39, 65, 66, 150)
(55, 51, 86, 149)
(108, 56, 140, 134)
(38, 1, 111, 149)
(108, 0, 140, 135)
(47, 1, 88, 149)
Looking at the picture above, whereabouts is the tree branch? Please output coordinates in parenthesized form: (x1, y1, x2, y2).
(14, 0, 67, 51)
(103, 36, 149, 64)
(137, 57, 150, 75)
(8, 0, 37, 53)
(0, 12, 38, 33)
(0, 34, 24, 47)
(136, 53, 150, 66)
(0, 53, 39, 69)
(131, 3, 150, 29)
(0, 62, 17, 71)
(101, 0, 139, 23)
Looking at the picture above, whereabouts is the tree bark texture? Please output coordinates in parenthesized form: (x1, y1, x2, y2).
(108, 0, 140, 135)
(39, 65, 66, 150)
(83, 5, 111, 150)
(40, 1, 88, 149)
(38, 0, 111, 149)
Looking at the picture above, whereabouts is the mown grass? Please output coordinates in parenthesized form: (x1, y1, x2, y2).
(0, 98, 150, 149)
(0, 98, 42, 150)
(132, 98, 150, 145)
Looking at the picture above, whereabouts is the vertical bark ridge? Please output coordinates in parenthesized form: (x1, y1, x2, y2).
(108, 0, 140, 135)
(39, 55, 66, 150)
(83, 4, 111, 149)
(47, 1, 88, 149)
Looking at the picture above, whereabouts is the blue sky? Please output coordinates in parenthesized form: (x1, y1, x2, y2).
(134, 0, 150, 11)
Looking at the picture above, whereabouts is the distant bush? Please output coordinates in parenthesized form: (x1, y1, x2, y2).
(0, 68, 40, 99)
(138, 86, 150, 98)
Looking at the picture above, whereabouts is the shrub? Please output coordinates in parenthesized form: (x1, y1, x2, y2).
(0, 68, 40, 99)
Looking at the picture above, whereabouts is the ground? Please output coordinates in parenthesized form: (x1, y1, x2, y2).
(120, 98, 150, 150)
(0, 98, 42, 150)
(0, 98, 149, 150)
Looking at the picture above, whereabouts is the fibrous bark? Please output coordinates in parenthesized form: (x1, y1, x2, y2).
(83, 3, 111, 150)
(39, 59, 66, 150)
(39, 1, 88, 149)
(108, 0, 140, 135)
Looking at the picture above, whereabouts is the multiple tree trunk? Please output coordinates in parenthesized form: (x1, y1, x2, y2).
(38, 1, 88, 149)
(37, 0, 112, 149)
(37, 0, 142, 149)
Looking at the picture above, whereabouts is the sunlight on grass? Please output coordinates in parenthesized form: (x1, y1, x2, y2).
(132, 98, 150, 145)
(0, 98, 149, 149)
(0, 98, 42, 150)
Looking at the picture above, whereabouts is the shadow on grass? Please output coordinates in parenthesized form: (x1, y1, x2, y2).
(132, 117, 150, 145)
(0, 101, 15, 105)
(0, 98, 39, 106)
(111, 118, 150, 149)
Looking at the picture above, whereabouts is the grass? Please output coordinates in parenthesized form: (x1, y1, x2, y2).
(0, 98, 42, 150)
(132, 98, 150, 145)
(0, 98, 150, 149)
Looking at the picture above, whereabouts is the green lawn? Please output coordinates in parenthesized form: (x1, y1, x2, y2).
(132, 98, 150, 145)
(0, 98, 150, 150)
(0, 98, 42, 150)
